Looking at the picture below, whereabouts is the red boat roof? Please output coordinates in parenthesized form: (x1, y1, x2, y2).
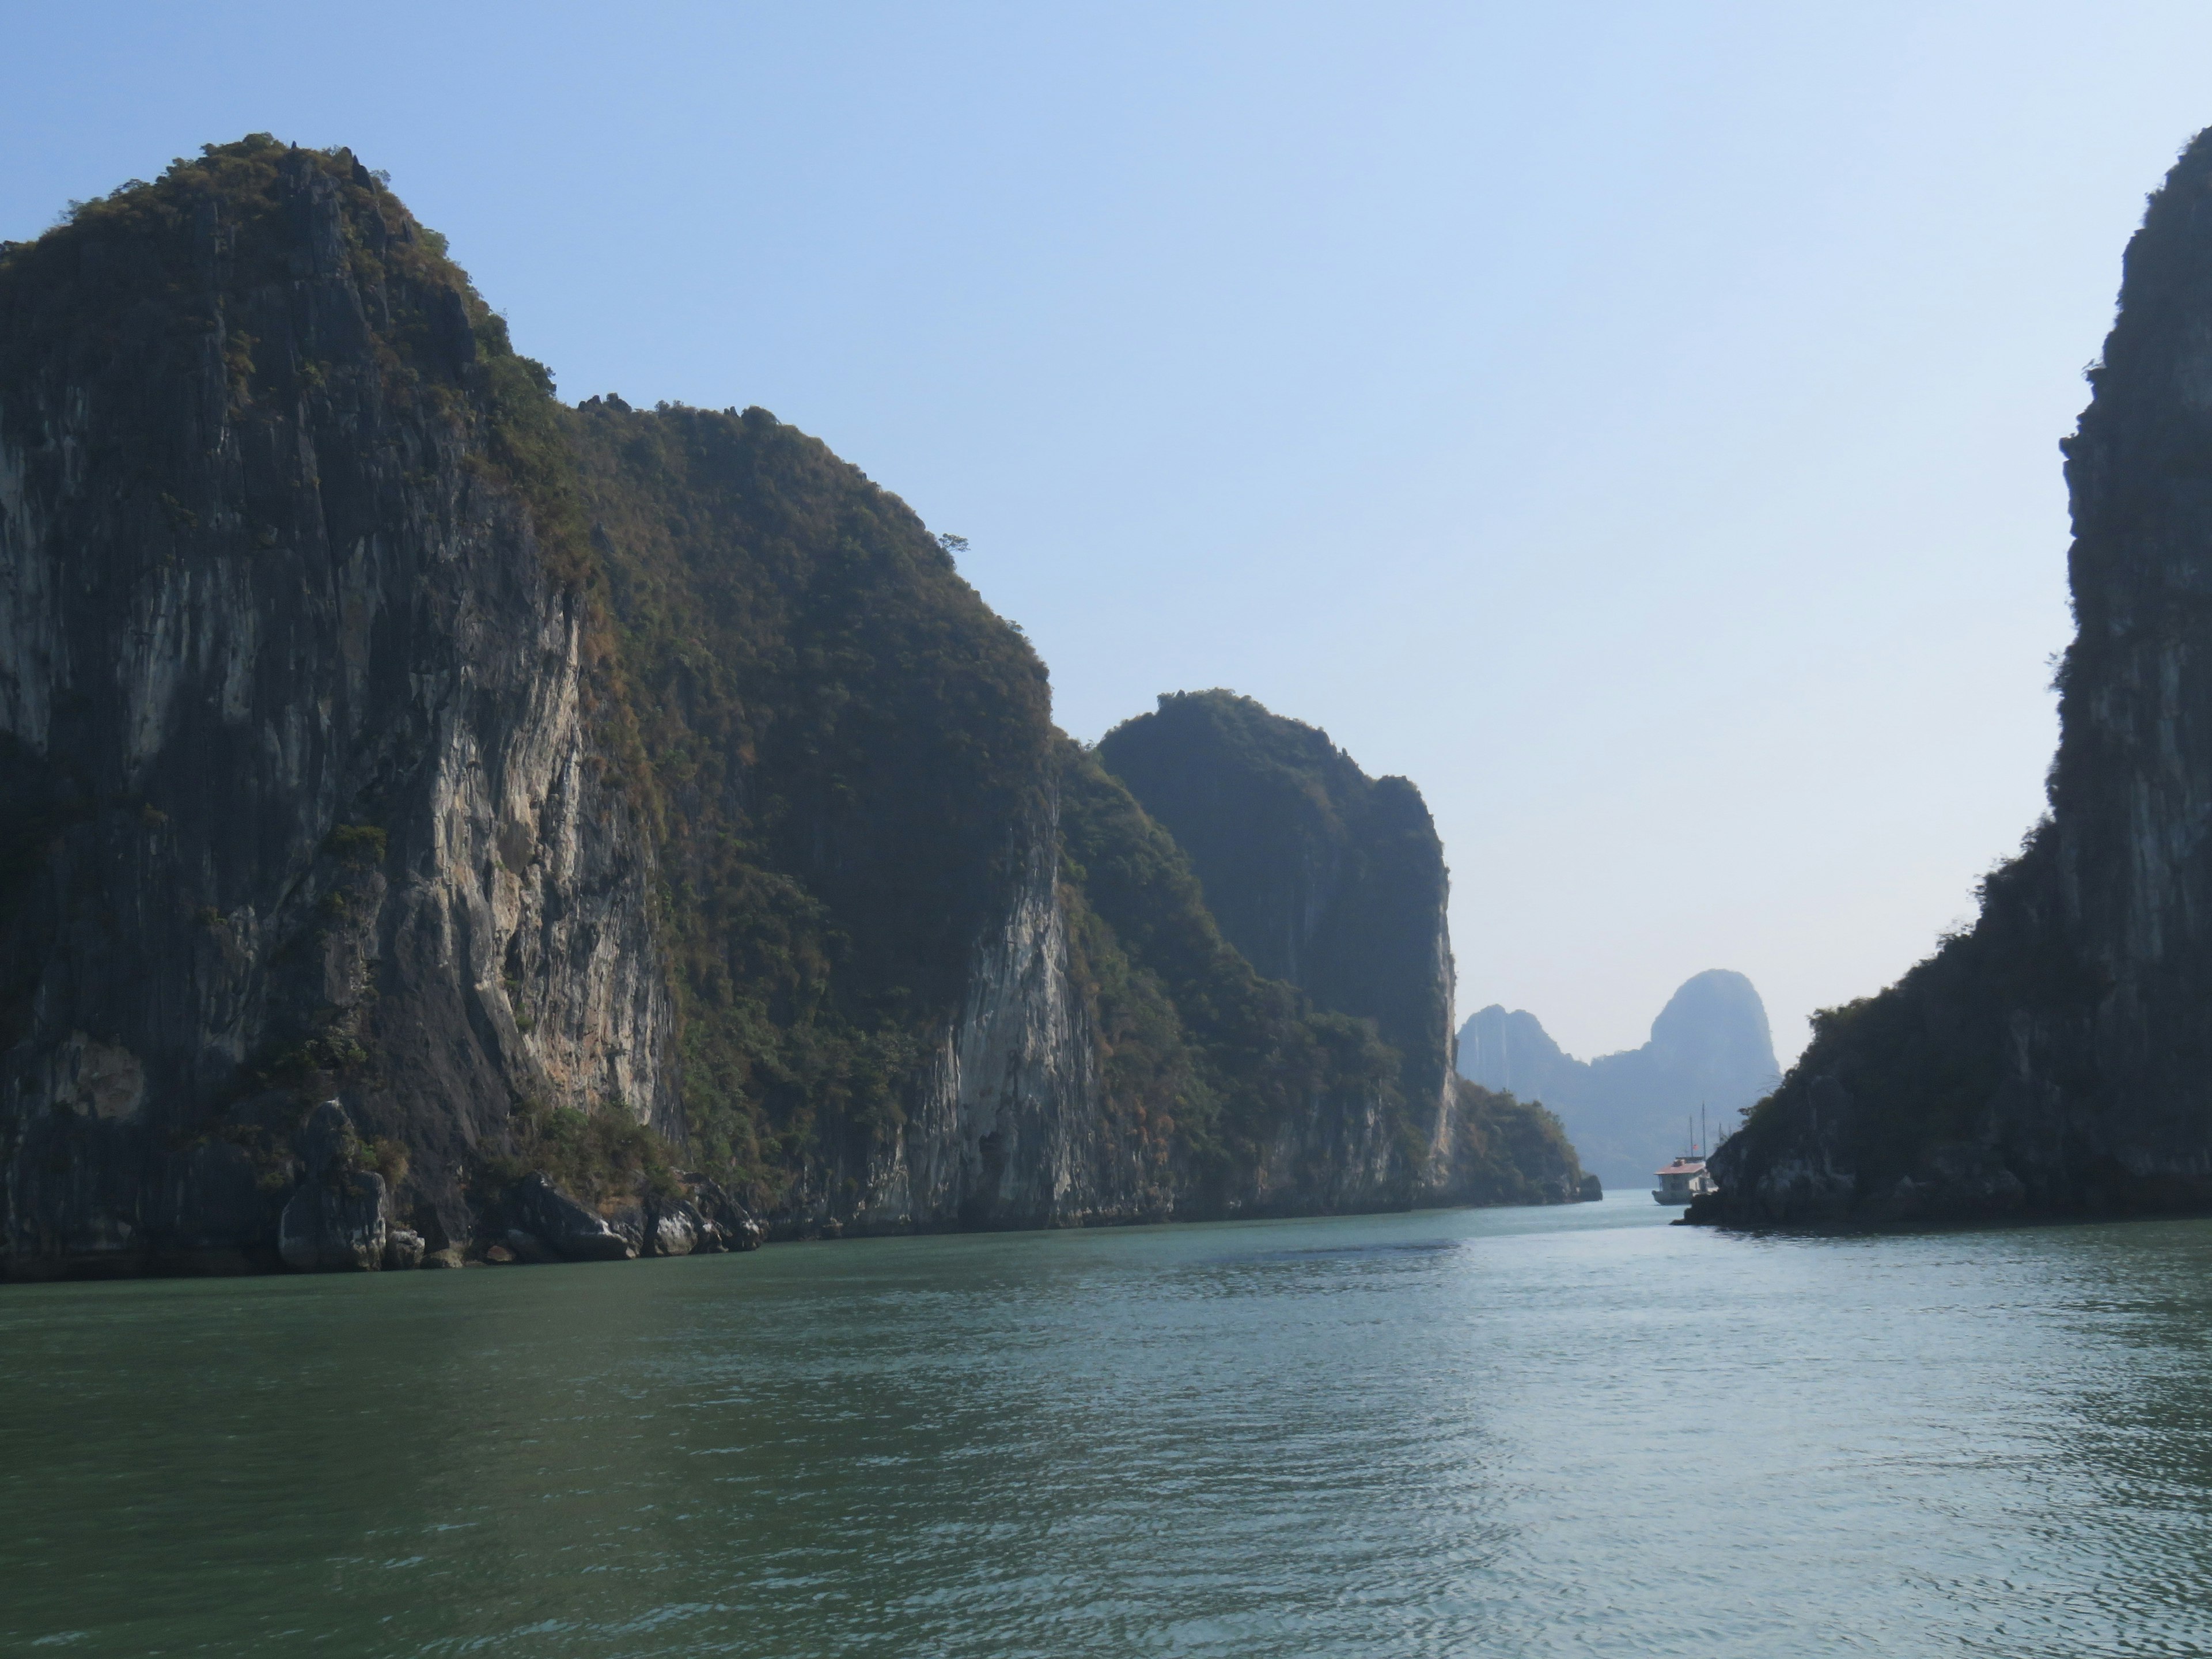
(1654, 1158, 1706, 1176)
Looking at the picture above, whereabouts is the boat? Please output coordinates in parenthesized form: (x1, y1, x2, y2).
(1652, 1156, 1715, 1205)
(1652, 1106, 1721, 1204)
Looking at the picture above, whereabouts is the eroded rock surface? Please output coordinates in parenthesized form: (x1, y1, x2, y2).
(276, 1101, 387, 1271)
(1, 139, 1588, 1279)
(1, 143, 671, 1275)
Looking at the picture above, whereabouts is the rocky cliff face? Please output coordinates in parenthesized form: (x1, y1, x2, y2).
(810, 802, 1146, 1233)
(1702, 127, 2212, 1226)
(0, 141, 673, 1272)
(1097, 692, 1457, 1127)
(1459, 971, 1780, 1186)
(1096, 691, 1585, 1206)
(1060, 739, 1437, 1218)
(0, 140, 1582, 1278)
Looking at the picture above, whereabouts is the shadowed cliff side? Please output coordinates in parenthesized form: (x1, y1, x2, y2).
(1095, 690, 1585, 1205)
(1096, 691, 1457, 1131)
(1700, 126, 2212, 1227)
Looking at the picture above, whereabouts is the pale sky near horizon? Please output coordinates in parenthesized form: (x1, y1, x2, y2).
(7, 2, 2208, 1066)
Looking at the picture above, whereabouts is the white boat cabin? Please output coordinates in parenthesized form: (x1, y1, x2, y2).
(1652, 1157, 1716, 1205)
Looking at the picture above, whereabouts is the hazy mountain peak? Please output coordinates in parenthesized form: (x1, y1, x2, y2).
(1646, 969, 1777, 1077)
(1457, 971, 1780, 1184)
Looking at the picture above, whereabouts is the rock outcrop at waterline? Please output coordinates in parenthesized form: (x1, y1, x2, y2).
(0, 139, 1584, 1278)
(1697, 125, 2212, 1227)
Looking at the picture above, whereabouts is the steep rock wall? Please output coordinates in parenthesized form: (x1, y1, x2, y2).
(0, 140, 1585, 1277)
(1094, 691, 1585, 1206)
(1055, 741, 1419, 1219)
(1097, 691, 1459, 1137)
(834, 804, 1165, 1234)
(0, 143, 672, 1272)
(1704, 127, 2212, 1226)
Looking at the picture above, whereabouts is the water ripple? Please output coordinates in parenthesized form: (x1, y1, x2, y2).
(7, 1199, 2212, 1655)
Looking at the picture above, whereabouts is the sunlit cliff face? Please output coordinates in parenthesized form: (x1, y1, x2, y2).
(0, 141, 1585, 1278)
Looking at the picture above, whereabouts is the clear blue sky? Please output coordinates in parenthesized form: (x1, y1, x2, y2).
(7, 2, 2207, 1064)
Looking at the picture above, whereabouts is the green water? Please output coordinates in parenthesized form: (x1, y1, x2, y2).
(6, 1194, 2212, 1656)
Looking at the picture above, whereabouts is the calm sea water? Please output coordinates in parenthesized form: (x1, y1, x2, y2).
(5, 1193, 2212, 1656)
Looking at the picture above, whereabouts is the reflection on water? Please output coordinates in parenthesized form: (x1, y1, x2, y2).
(6, 1195, 2212, 1656)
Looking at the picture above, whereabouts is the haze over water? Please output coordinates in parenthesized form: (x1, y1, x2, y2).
(5, 1199, 2210, 1656)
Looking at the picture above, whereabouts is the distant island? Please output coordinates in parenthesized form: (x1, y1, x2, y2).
(0, 138, 1585, 1280)
(1457, 971, 1780, 1187)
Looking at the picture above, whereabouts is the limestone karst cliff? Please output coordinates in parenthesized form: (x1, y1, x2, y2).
(1459, 971, 1780, 1187)
(1098, 692, 1456, 1119)
(1700, 126, 2212, 1225)
(0, 139, 1583, 1277)
(0, 139, 679, 1271)
(1097, 690, 1585, 1207)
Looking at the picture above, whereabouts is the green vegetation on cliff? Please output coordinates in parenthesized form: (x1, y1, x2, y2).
(1445, 1078, 1587, 1207)
(2, 137, 1588, 1255)
(1056, 743, 1402, 1183)
(1713, 825, 2093, 1215)
(1097, 690, 1457, 1124)
(560, 397, 1056, 1203)
(1709, 132, 2212, 1225)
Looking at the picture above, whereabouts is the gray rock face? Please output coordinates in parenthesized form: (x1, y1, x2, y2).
(0, 148, 672, 1277)
(606, 1193, 715, 1255)
(681, 1177, 765, 1251)
(833, 816, 1111, 1230)
(0, 143, 1586, 1278)
(504, 1173, 634, 1262)
(276, 1100, 387, 1271)
(647, 1206, 698, 1257)
(1459, 971, 1781, 1187)
(1705, 126, 2212, 1225)
(278, 1172, 387, 1271)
